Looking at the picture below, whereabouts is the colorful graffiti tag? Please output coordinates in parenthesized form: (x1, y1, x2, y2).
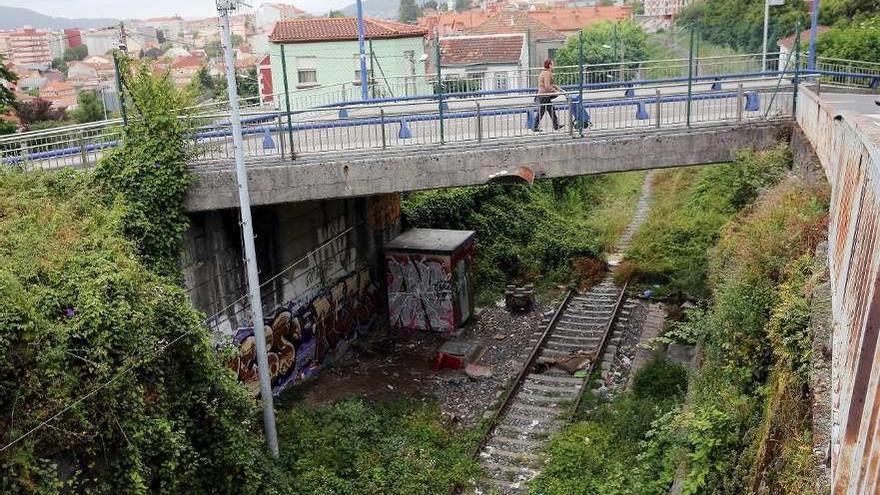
(227, 267, 380, 396)
(386, 254, 457, 332)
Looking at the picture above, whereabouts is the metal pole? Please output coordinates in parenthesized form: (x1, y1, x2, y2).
(279, 44, 295, 160)
(355, 0, 369, 100)
(369, 37, 376, 98)
(435, 39, 444, 144)
(476, 101, 482, 143)
(655, 88, 661, 129)
(686, 27, 695, 128)
(808, 0, 820, 71)
(762, 0, 770, 72)
(737, 83, 744, 122)
(578, 30, 584, 138)
(793, 20, 802, 116)
(218, 1, 279, 459)
(112, 52, 128, 126)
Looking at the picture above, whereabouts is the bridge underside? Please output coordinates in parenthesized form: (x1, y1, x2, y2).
(186, 122, 790, 212)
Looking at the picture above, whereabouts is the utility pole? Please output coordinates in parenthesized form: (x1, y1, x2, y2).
(355, 0, 369, 100)
(216, 0, 279, 459)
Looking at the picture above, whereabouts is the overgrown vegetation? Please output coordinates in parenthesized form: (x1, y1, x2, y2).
(94, 58, 195, 279)
(403, 172, 646, 304)
(535, 150, 829, 495)
(275, 398, 481, 494)
(622, 146, 789, 298)
(529, 358, 689, 495)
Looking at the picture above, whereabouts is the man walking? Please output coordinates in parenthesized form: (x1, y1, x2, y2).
(533, 59, 562, 132)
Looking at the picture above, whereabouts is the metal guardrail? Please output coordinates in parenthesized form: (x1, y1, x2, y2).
(1, 54, 876, 170)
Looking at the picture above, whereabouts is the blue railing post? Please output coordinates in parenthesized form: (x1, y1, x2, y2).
(436, 39, 445, 145)
(686, 28, 695, 128)
(280, 44, 295, 159)
(793, 20, 802, 116)
(578, 30, 585, 137)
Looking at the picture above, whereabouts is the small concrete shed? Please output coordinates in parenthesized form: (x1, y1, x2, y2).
(384, 229, 476, 332)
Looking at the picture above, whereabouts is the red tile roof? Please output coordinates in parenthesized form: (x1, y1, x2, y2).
(529, 6, 632, 33)
(778, 26, 831, 50)
(440, 34, 524, 66)
(270, 17, 428, 43)
(466, 10, 562, 41)
(418, 10, 494, 37)
(172, 55, 206, 70)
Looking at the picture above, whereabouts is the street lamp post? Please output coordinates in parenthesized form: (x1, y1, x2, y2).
(762, 0, 785, 73)
(216, 0, 279, 459)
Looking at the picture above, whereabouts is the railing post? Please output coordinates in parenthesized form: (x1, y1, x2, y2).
(686, 27, 695, 128)
(475, 101, 482, 143)
(78, 131, 88, 169)
(655, 88, 662, 129)
(380, 108, 387, 149)
(578, 30, 585, 137)
(280, 44, 295, 160)
(737, 83, 744, 122)
(435, 40, 445, 145)
(277, 113, 286, 159)
(793, 20, 802, 117)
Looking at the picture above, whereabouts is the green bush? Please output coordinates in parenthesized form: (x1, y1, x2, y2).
(625, 145, 789, 297)
(403, 173, 646, 303)
(275, 398, 481, 495)
(632, 358, 689, 401)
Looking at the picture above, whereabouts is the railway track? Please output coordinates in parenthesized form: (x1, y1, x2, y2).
(470, 276, 630, 494)
(468, 172, 655, 494)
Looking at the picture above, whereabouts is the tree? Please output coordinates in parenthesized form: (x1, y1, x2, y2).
(818, 15, 880, 63)
(454, 0, 468, 12)
(677, 0, 808, 53)
(51, 57, 68, 75)
(0, 54, 17, 111)
(328, 9, 346, 17)
(553, 21, 651, 82)
(71, 90, 105, 123)
(63, 44, 88, 62)
(399, 0, 421, 23)
(206, 34, 244, 58)
(821, 0, 880, 24)
(13, 98, 66, 130)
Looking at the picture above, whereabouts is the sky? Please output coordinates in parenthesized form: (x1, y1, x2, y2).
(0, 0, 352, 19)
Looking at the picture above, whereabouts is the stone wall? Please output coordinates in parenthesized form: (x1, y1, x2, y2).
(796, 87, 880, 494)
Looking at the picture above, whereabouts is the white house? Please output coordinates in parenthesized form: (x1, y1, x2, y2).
(438, 34, 528, 92)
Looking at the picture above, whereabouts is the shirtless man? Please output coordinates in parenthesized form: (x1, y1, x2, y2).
(533, 59, 562, 132)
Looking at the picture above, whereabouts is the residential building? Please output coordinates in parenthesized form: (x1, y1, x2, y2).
(145, 16, 185, 41)
(269, 17, 428, 105)
(170, 55, 206, 88)
(64, 29, 84, 48)
(439, 34, 528, 91)
(5, 28, 55, 67)
(419, 10, 493, 37)
(528, 6, 632, 37)
(257, 3, 308, 31)
(643, 0, 690, 18)
(40, 81, 77, 109)
(84, 28, 120, 57)
(465, 11, 564, 70)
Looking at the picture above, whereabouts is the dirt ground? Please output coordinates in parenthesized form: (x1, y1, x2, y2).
(298, 302, 554, 427)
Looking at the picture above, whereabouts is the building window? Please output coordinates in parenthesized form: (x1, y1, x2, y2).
(296, 56, 317, 85)
(495, 72, 509, 90)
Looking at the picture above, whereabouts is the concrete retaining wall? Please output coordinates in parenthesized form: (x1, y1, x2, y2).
(796, 88, 880, 494)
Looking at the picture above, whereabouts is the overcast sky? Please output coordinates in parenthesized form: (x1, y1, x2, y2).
(0, 0, 351, 19)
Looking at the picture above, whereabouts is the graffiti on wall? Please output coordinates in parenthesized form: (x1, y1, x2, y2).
(386, 254, 456, 332)
(228, 267, 380, 396)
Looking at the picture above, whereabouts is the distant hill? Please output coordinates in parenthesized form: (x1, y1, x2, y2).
(0, 6, 120, 30)
(340, 0, 400, 21)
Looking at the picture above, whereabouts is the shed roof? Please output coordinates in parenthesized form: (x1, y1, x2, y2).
(385, 229, 476, 253)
